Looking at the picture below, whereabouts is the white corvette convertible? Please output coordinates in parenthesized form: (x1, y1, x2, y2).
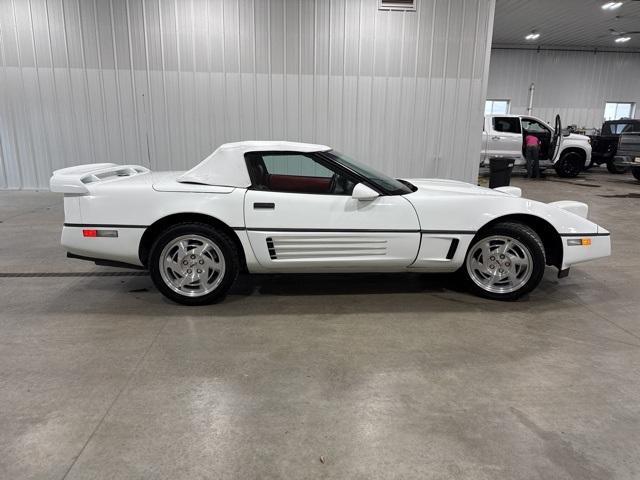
(50, 141, 611, 305)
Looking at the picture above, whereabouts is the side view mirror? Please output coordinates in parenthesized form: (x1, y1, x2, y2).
(351, 183, 379, 201)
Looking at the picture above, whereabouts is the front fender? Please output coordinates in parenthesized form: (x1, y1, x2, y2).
(404, 187, 601, 236)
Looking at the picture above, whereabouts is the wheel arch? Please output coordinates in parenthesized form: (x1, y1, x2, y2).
(475, 213, 563, 269)
(559, 146, 587, 164)
(138, 213, 247, 271)
(554, 147, 587, 177)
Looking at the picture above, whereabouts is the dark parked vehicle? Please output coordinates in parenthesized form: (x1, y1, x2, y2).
(612, 133, 640, 182)
(589, 119, 640, 173)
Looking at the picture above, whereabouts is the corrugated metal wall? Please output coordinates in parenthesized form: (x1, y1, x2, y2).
(0, 0, 495, 190)
(487, 47, 640, 129)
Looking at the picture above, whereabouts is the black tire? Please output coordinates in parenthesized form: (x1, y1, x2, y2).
(461, 222, 546, 301)
(148, 222, 239, 305)
(606, 159, 628, 174)
(554, 151, 585, 178)
(632, 167, 640, 182)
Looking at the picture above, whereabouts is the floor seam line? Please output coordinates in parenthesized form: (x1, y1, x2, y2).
(0, 272, 148, 278)
(59, 317, 171, 480)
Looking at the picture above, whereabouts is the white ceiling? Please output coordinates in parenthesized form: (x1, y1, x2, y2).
(493, 0, 640, 50)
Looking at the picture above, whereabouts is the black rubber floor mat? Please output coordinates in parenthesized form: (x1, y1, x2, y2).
(0, 271, 148, 278)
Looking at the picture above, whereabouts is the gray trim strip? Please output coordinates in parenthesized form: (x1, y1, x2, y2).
(64, 223, 607, 238)
(238, 227, 477, 234)
(559, 232, 610, 237)
(64, 223, 148, 229)
(243, 227, 419, 233)
(421, 230, 476, 235)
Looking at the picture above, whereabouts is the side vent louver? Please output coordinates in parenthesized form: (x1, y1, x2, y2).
(264, 235, 388, 261)
(266, 237, 277, 260)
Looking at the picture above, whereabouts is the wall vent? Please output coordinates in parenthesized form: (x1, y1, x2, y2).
(378, 0, 416, 11)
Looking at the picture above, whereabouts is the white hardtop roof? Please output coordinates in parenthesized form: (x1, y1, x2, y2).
(177, 141, 331, 187)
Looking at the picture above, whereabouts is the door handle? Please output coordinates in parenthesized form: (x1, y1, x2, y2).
(492, 136, 502, 140)
(254, 202, 275, 209)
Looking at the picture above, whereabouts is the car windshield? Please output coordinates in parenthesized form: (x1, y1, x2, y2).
(603, 122, 634, 135)
(324, 150, 414, 195)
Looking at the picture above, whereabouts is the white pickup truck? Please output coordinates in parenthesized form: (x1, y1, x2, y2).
(481, 114, 592, 178)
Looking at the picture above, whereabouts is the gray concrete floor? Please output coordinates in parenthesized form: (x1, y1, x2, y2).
(1, 168, 639, 480)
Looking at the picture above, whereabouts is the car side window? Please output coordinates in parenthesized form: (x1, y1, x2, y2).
(603, 122, 632, 134)
(493, 117, 521, 134)
(245, 152, 357, 195)
(263, 154, 334, 178)
(617, 123, 633, 134)
(521, 118, 549, 134)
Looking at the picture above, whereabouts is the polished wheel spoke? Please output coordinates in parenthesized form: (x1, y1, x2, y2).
(481, 245, 492, 263)
(510, 256, 528, 268)
(166, 256, 181, 271)
(497, 239, 513, 256)
(178, 274, 193, 288)
(177, 240, 189, 258)
(192, 243, 209, 257)
(202, 255, 220, 272)
(470, 258, 489, 275)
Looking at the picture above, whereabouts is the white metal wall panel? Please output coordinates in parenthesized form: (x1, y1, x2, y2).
(0, 0, 495, 189)
(487, 48, 640, 130)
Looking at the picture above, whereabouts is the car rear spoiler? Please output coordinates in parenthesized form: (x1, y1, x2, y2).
(50, 164, 150, 194)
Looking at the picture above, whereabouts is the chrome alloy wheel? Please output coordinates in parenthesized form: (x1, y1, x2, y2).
(466, 235, 533, 294)
(159, 235, 226, 297)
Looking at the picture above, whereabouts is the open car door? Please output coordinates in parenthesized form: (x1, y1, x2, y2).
(550, 114, 563, 162)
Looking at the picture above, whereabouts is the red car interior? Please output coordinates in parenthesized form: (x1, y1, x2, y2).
(267, 174, 331, 194)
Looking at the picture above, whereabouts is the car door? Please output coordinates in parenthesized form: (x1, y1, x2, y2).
(487, 116, 524, 162)
(243, 151, 420, 271)
(521, 117, 552, 159)
(549, 114, 564, 162)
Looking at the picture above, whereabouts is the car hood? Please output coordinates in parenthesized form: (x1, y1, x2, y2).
(402, 178, 510, 197)
(566, 133, 590, 142)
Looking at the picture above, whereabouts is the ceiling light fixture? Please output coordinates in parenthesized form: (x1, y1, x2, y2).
(525, 32, 540, 40)
(615, 36, 631, 42)
(602, 2, 623, 10)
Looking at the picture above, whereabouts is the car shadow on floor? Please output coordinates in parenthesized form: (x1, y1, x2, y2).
(229, 272, 459, 297)
(33, 268, 613, 318)
(38, 271, 497, 317)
